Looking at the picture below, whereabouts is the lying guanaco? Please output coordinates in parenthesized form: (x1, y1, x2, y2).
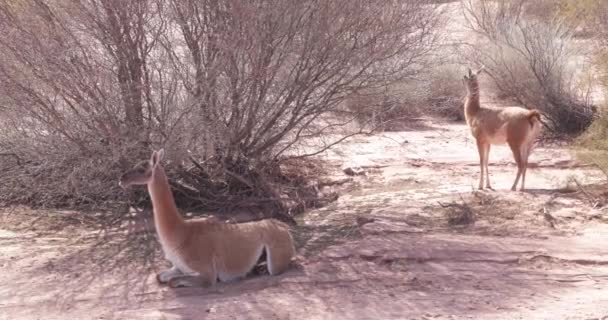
(463, 67, 542, 191)
(119, 149, 295, 288)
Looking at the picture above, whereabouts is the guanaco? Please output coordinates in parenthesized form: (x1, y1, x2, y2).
(119, 149, 295, 288)
(463, 67, 541, 191)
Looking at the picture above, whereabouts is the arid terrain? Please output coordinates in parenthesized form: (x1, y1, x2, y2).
(2, 110, 608, 319)
(2, 0, 608, 319)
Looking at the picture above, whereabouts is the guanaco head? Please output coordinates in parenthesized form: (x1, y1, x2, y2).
(119, 149, 165, 188)
(463, 66, 485, 95)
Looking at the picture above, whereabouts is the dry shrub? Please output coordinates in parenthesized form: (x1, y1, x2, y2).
(524, 0, 561, 21)
(491, 0, 601, 36)
(0, 0, 443, 220)
(463, 0, 596, 136)
(343, 89, 406, 131)
(446, 203, 475, 226)
(346, 64, 464, 131)
(575, 1, 608, 173)
(424, 65, 466, 120)
(397, 64, 465, 122)
(439, 196, 476, 226)
(576, 59, 608, 175)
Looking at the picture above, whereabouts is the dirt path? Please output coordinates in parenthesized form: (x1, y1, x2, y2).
(2, 121, 608, 320)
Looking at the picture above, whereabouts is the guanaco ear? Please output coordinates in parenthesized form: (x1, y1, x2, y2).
(467, 68, 473, 77)
(476, 65, 485, 76)
(150, 149, 164, 168)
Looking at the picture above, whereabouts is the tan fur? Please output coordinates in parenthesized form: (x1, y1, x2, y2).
(119, 149, 295, 288)
(463, 67, 541, 191)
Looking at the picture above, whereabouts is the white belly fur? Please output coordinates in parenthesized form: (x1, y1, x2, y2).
(487, 124, 508, 144)
(160, 240, 197, 275)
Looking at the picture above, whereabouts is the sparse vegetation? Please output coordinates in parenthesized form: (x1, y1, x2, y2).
(4, 1, 608, 317)
(575, 0, 608, 174)
(441, 197, 476, 226)
(0, 0, 443, 220)
(463, 0, 596, 135)
(347, 63, 464, 131)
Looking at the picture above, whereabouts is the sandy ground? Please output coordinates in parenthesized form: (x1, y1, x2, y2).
(2, 118, 608, 320)
(2, 3, 608, 318)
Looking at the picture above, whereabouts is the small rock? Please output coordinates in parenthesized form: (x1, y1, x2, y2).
(359, 249, 380, 261)
(356, 216, 375, 226)
(585, 209, 604, 219)
(551, 207, 578, 219)
(323, 248, 352, 259)
(343, 166, 366, 176)
(552, 198, 579, 207)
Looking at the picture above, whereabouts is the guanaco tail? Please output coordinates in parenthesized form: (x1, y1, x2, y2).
(463, 67, 542, 191)
(119, 149, 295, 288)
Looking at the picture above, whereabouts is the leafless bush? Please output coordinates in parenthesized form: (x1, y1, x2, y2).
(420, 64, 465, 120)
(462, 0, 596, 135)
(439, 196, 476, 226)
(0, 0, 443, 219)
(346, 64, 464, 131)
(575, 1, 608, 172)
(591, 2, 608, 86)
(523, 0, 561, 21)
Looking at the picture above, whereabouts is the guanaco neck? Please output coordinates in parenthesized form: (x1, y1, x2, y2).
(147, 165, 185, 245)
(464, 80, 481, 120)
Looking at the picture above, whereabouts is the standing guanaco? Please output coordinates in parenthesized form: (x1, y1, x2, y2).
(463, 67, 542, 191)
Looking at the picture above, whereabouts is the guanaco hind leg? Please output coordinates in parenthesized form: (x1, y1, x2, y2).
(265, 240, 295, 275)
(157, 265, 183, 284)
(519, 141, 533, 191)
(168, 270, 217, 288)
(508, 141, 524, 191)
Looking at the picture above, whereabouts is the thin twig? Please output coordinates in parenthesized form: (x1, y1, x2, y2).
(0, 152, 22, 166)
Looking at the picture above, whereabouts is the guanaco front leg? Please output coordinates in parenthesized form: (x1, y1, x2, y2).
(476, 140, 488, 190)
(483, 143, 493, 190)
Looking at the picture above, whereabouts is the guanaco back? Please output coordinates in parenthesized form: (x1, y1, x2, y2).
(463, 67, 541, 191)
(119, 149, 295, 288)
